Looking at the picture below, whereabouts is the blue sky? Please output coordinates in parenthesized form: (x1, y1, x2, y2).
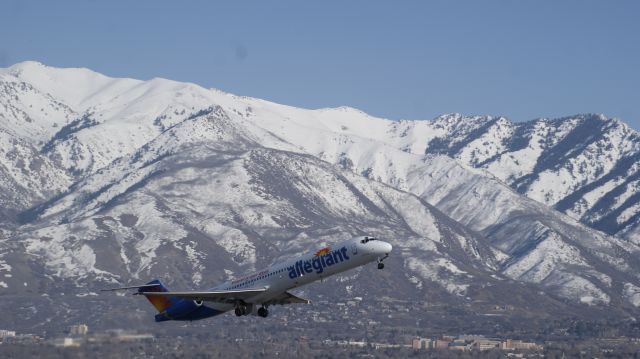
(1, 0, 639, 128)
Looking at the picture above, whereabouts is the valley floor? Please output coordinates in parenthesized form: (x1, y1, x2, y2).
(1, 334, 639, 359)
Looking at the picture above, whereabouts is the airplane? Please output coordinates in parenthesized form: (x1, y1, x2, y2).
(103, 236, 392, 322)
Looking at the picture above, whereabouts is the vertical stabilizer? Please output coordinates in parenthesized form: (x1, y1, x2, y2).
(139, 279, 176, 313)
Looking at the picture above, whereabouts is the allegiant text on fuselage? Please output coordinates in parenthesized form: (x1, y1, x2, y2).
(288, 246, 350, 278)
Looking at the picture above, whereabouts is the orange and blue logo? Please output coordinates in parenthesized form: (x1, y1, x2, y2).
(314, 246, 331, 257)
(139, 280, 175, 313)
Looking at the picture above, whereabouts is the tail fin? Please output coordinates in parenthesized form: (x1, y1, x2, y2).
(139, 279, 177, 313)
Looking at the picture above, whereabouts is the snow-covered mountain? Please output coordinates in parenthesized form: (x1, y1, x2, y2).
(2, 61, 640, 330)
(413, 114, 640, 243)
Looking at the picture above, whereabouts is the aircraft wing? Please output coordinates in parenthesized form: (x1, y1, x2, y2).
(263, 291, 310, 306)
(137, 288, 266, 304)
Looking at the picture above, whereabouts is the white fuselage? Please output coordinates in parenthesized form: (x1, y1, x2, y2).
(207, 236, 392, 313)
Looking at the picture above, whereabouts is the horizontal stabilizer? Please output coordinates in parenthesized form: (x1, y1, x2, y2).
(138, 288, 267, 304)
(100, 283, 163, 291)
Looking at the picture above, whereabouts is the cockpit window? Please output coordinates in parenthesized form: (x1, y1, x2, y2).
(361, 236, 377, 244)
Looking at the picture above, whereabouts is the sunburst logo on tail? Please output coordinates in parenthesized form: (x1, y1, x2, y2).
(315, 246, 331, 257)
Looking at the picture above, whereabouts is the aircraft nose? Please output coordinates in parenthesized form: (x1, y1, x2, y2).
(378, 241, 392, 254)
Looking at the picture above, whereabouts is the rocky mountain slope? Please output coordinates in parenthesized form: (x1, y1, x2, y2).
(2, 62, 640, 331)
(406, 113, 640, 243)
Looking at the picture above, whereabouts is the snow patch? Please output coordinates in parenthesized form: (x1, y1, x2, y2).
(406, 257, 469, 296)
(624, 283, 640, 307)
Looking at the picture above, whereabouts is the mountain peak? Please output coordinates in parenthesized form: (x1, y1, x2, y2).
(5, 60, 105, 80)
(2, 61, 142, 110)
(5, 60, 47, 72)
